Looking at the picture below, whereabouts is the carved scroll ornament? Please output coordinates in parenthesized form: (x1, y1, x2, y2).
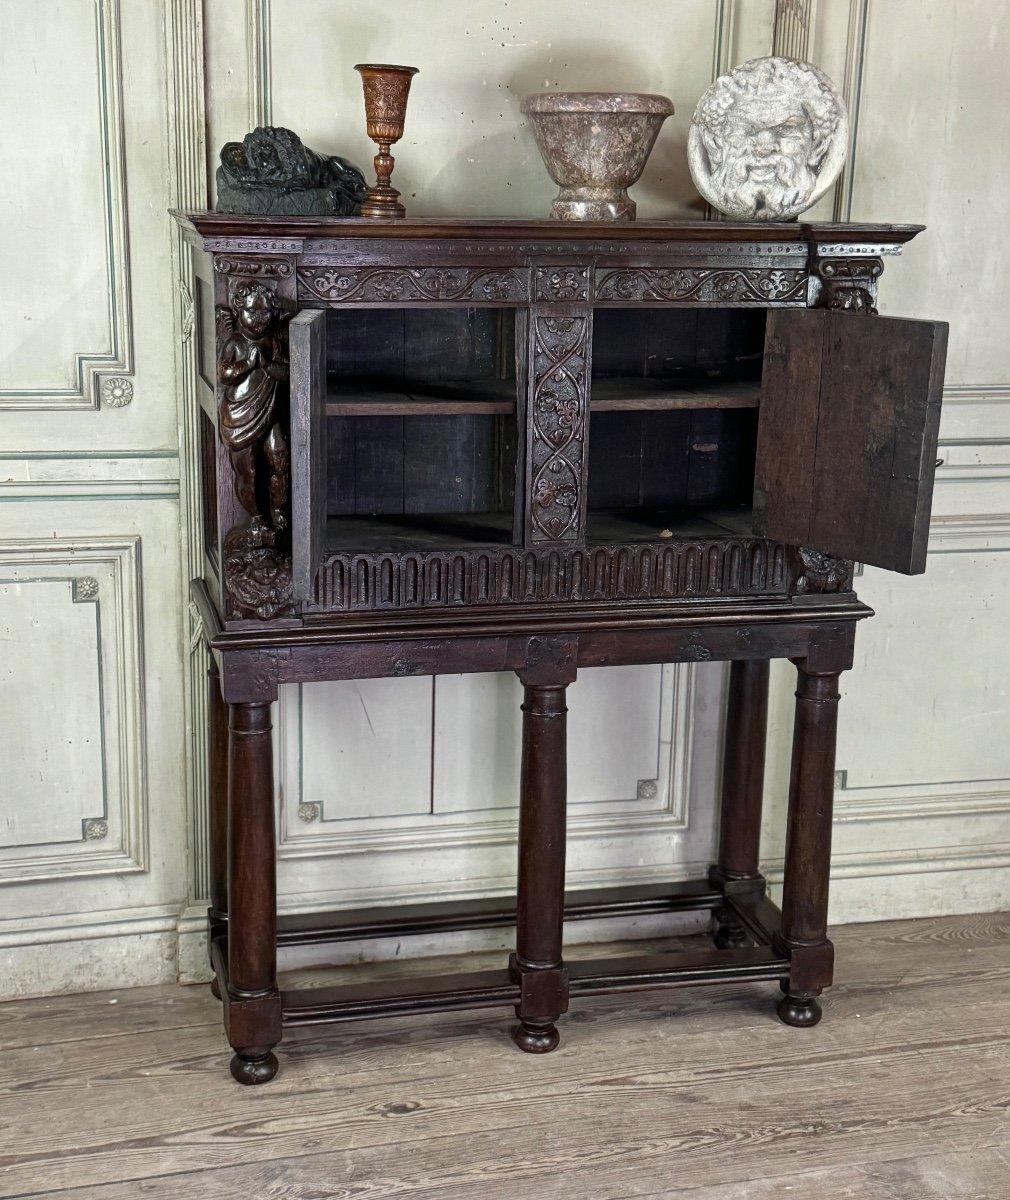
(529, 313, 590, 543)
(595, 266, 807, 303)
(297, 265, 529, 304)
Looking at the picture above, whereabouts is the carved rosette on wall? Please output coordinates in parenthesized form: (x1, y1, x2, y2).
(814, 257, 883, 314)
(216, 278, 295, 619)
(594, 267, 808, 303)
(297, 265, 529, 304)
(793, 547, 855, 594)
(528, 312, 591, 544)
(100, 376, 134, 407)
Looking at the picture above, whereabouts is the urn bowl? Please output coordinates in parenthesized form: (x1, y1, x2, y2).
(521, 91, 674, 221)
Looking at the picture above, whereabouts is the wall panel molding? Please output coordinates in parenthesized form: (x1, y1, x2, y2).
(830, 0, 869, 222)
(275, 665, 699, 861)
(767, 841, 1010, 884)
(0, 453, 180, 502)
(833, 776, 1010, 824)
(772, 0, 813, 60)
(928, 514, 1010, 550)
(1, 0, 134, 410)
(166, 0, 212, 905)
(0, 539, 148, 882)
(247, 0, 273, 127)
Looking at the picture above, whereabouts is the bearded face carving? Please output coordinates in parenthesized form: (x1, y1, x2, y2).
(688, 57, 848, 221)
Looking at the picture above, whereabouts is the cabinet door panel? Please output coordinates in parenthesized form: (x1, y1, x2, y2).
(753, 309, 947, 574)
(290, 309, 328, 599)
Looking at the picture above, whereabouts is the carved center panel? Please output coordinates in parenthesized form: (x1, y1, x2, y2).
(528, 312, 591, 545)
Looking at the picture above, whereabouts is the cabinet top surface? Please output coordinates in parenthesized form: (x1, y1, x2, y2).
(174, 211, 922, 247)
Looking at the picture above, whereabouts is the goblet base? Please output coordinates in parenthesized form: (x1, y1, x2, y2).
(360, 187, 406, 220)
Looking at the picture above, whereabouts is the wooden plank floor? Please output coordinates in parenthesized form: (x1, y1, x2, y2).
(0, 913, 1008, 1199)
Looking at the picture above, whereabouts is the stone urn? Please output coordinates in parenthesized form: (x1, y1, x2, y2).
(521, 92, 674, 221)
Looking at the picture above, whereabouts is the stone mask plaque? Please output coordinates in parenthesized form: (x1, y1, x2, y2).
(688, 56, 848, 221)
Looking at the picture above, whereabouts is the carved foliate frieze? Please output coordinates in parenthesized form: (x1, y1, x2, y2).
(306, 539, 789, 612)
(594, 266, 808, 303)
(814, 257, 883, 314)
(528, 311, 591, 544)
(793, 547, 854, 594)
(297, 265, 530, 303)
(216, 280, 294, 619)
(533, 266, 590, 301)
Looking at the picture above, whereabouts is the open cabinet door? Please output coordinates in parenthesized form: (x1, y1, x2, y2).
(290, 309, 327, 600)
(753, 309, 948, 575)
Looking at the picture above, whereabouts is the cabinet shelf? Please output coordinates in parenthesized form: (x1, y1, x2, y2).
(324, 511, 515, 552)
(325, 380, 516, 416)
(590, 378, 760, 412)
(324, 377, 761, 418)
(318, 507, 755, 554)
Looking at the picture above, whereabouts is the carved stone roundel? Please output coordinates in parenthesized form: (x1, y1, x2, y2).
(688, 56, 848, 221)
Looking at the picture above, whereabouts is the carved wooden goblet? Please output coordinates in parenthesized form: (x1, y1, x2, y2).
(354, 63, 419, 219)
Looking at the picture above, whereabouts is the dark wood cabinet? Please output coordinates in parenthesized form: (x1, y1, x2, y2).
(175, 213, 947, 1084)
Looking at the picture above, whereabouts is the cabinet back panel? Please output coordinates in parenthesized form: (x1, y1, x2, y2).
(325, 308, 515, 385)
(326, 414, 516, 516)
(593, 308, 766, 381)
(323, 308, 517, 518)
(588, 409, 758, 511)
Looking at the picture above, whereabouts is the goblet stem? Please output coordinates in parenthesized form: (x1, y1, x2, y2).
(375, 145, 394, 189)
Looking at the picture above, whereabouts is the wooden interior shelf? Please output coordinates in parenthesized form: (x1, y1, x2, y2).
(323, 511, 514, 551)
(590, 378, 760, 411)
(324, 377, 761, 417)
(326, 379, 516, 416)
(317, 508, 758, 553)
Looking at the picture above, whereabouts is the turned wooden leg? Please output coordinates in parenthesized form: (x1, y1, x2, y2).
(776, 662, 842, 1028)
(208, 660, 228, 1000)
(710, 659, 769, 948)
(510, 679, 571, 1053)
(226, 700, 282, 1083)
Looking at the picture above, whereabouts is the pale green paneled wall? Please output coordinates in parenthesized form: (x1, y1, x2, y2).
(1, 1, 1008, 1001)
(0, 0, 194, 998)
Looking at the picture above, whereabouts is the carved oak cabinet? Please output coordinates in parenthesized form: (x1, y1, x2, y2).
(174, 213, 947, 1084)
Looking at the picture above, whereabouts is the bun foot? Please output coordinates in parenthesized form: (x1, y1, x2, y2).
(229, 1051, 279, 1085)
(777, 993, 822, 1028)
(210, 977, 222, 1001)
(511, 1021, 560, 1054)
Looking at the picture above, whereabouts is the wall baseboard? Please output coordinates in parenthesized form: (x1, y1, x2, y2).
(6, 847, 1008, 1001)
(1, 927, 178, 1002)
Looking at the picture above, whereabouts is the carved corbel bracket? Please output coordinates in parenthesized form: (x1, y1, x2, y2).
(223, 518, 294, 620)
(814, 257, 883, 314)
(792, 547, 855, 595)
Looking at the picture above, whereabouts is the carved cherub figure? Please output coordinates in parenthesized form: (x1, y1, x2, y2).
(688, 57, 848, 221)
(217, 282, 290, 533)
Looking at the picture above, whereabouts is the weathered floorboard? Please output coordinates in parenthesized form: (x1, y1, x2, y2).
(0, 915, 1007, 1199)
